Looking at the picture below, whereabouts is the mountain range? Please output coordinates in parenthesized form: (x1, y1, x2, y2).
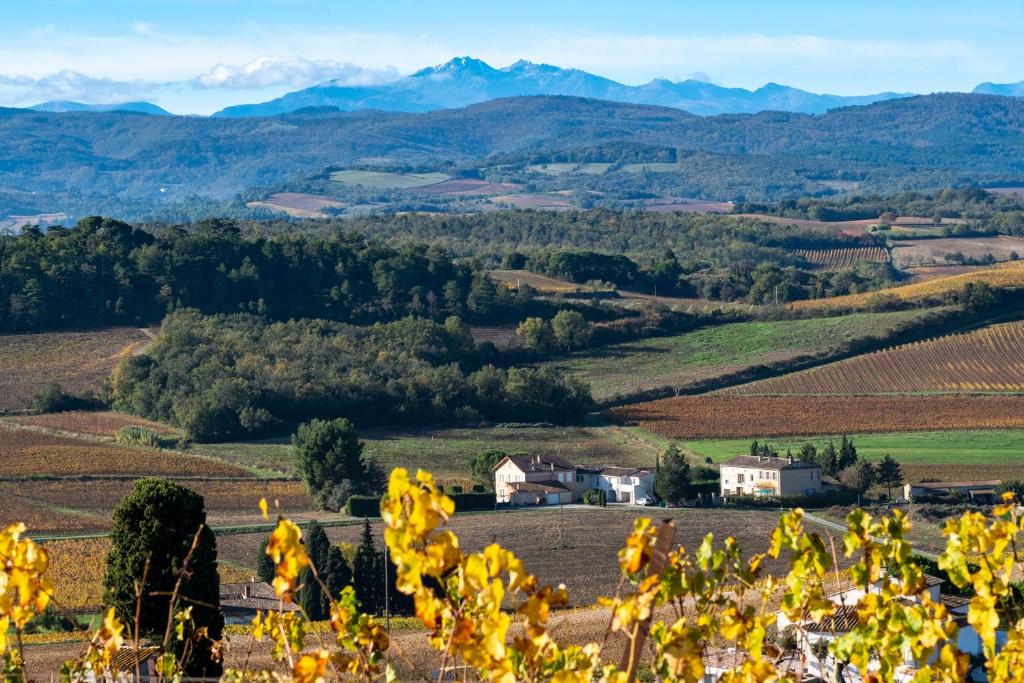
(4, 92, 1024, 219)
(211, 57, 912, 118)
(22, 59, 1024, 120)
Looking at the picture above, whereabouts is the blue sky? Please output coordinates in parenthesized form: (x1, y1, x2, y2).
(2, 0, 1022, 114)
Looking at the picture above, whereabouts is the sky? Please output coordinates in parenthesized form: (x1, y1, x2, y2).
(1, 0, 1022, 115)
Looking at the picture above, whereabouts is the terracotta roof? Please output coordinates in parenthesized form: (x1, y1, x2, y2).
(220, 581, 299, 611)
(722, 455, 818, 471)
(506, 480, 570, 494)
(497, 454, 574, 473)
(804, 604, 860, 632)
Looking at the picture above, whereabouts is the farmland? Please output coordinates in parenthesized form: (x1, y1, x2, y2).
(6, 411, 182, 439)
(0, 328, 149, 413)
(0, 423, 249, 477)
(409, 178, 520, 195)
(537, 309, 938, 401)
(607, 395, 1024, 439)
(487, 193, 574, 210)
(245, 192, 346, 217)
(795, 246, 889, 272)
(194, 426, 655, 485)
(328, 170, 448, 189)
(791, 260, 1024, 310)
(724, 321, 1024, 396)
(216, 506, 786, 607)
(892, 236, 1024, 268)
(526, 162, 612, 175)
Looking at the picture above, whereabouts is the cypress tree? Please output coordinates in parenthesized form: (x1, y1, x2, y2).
(353, 519, 382, 614)
(325, 546, 353, 602)
(103, 479, 223, 677)
(298, 521, 332, 620)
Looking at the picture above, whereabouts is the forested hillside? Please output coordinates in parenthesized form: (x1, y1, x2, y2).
(5, 93, 1024, 217)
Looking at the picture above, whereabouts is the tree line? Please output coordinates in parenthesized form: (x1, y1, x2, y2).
(110, 309, 593, 441)
(0, 216, 536, 332)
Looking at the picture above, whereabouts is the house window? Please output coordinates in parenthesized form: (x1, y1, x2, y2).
(737, 473, 745, 483)
(576, 474, 584, 483)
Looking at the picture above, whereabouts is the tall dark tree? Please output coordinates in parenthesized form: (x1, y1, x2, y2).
(325, 546, 353, 603)
(819, 440, 840, 477)
(876, 455, 904, 501)
(353, 520, 382, 614)
(103, 479, 223, 677)
(654, 445, 692, 506)
(838, 436, 858, 470)
(298, 521, 332, 620)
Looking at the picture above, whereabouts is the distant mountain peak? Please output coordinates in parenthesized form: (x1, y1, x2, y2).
(212, 55, 913, 118)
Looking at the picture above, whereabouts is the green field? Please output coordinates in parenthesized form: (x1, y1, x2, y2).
(621, 162, 680, 173)
(539, 309, 935, 401)
(192, 426, 656, 484)
(328, 170, 449, 189)
(677, 429, 1024, 464)
(526, 162, 612, 176)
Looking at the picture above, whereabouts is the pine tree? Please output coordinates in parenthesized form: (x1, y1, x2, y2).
(654, 444, 692, 506)
(876, 454, 904, 501)
(353, 519, 382, 614)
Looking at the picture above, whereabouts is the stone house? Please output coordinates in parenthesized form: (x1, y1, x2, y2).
(719, 455, 821, 498)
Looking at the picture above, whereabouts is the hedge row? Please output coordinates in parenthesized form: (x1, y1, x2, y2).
(724, 490, 858, 509)
(345, 492, 497, 518)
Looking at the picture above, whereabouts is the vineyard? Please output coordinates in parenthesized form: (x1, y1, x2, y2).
(790, 260, 1024, 310)
(0, 328, 149, 413)
(795, 247, 889, 272)
(607, 394, 1024, 439)
(0, 424, 249, 477)
(6, 411, 182, 439)
(722, 321, 1024, 395)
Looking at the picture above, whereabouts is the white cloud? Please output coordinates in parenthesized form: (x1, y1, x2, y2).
(0, 70, 157, 103)
(191, 56, 399, 89)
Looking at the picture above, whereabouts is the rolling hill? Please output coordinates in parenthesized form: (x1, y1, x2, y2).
(28, 100, 172, 115)
(4, 93, 1024, 218)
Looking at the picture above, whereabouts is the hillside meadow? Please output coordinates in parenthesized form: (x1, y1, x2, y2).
(536, 309, 937, 401)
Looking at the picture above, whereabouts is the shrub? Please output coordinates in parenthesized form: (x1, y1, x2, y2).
(114, 426, 163, 448)
(345, 495, 381, 518)
(31, 383, 77, 413)
(725, 490, 858, 508)
(449, 492, 495, 511)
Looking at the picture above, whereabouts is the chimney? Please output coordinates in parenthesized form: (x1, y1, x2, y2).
(242, 584, 251, 600)
(788, 455, 794, 463)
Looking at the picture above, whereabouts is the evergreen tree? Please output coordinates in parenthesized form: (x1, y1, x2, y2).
(838, 436, 858, 470)
(325, 546, 353, 603)
(103, 479, 223, 677)
(654, 445, 692, 506)
(876, 454, 904, 501)
(470, 449, 507, 489)
(298, 521, 332, 620)
(353, 520, 382, 614)
(798, 443, 818, 465)
(819, 440, 839, 477)
(294, 418, 378, 511)
(256, 538, 274, 584)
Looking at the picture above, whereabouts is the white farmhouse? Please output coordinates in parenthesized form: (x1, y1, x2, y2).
(719, 455, 821, 498)
(493, 455, 655, 505)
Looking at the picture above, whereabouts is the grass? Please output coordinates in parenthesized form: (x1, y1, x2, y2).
(526, 163, 612, 175)
(328, 170, 448, 189)
(192, 426, 656, 484)
(676, 429, 1024, 464)
(620, 162, 680, 173)
(538, 309, 935, 401)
